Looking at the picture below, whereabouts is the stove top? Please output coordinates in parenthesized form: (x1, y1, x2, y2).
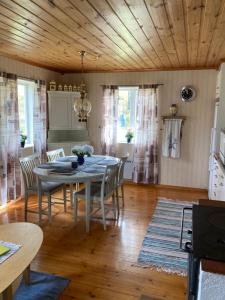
(193, 204, 225, 261)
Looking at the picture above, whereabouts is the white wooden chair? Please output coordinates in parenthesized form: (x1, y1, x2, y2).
(19, 153, 67, 223)
(46, 148, 77, 207)
(46, 148, 65, 162)
(116, 155, 129, 208)
(74, 164, 118, 231)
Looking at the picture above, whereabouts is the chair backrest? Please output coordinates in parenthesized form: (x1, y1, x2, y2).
(19, 154, 41, 190)
(100, 164, 118, 199)
(46, 148, 65, 162)
(118, 155, 128, 186)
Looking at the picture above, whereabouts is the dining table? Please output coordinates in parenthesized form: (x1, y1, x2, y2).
(0, 223, 43, 300)
(33, 155, 120, 232)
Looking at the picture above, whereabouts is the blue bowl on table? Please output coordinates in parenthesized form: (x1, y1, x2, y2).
(71, 162, 78, 169)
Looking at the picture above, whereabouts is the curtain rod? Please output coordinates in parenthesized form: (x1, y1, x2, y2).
(101, 84, 163, 87)
(18, 76, 36, 82)
(18, 76, 46, 85)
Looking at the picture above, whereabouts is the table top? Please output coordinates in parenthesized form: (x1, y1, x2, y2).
(34, 155, 120, 183)
(0, 222, 43, 293)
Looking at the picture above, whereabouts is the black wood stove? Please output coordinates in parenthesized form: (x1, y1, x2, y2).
(180, 204, 225, 300)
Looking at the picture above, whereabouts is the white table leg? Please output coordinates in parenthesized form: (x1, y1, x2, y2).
(37, 178, 42, 224)
(85, 181, 91, 233)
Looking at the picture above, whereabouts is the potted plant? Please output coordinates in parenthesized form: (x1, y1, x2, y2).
(20, 134, 27, 148)
(125, 129, 134, 143)
(72, 144, 94, 165)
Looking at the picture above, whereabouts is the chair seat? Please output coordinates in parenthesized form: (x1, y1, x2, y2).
(41, 181, 64, 192)
(75, 183, 103, 199)
(30, 181, 63, 193)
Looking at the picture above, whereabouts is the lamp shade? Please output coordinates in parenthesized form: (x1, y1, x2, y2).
(74, 94, 92, 122)
(73, 50, 92, 122)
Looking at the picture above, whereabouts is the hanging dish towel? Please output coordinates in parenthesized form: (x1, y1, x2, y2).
(170, 119, 182, 158)
(162, 120, 172, 157)
(162, 119, 183, 158)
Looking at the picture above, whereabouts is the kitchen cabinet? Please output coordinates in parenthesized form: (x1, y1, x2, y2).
(209, 155, 225, 201)
(47, 92, 91, 153)
(47, 91, 85, 130)
(208, 63, 225, 197)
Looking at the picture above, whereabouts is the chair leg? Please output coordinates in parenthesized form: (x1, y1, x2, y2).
(63, 185, 67, 212)
(70, 183, 73, 208)
(121, 184, 125, 208)
(74, 193, 78, 223)
(101, 198, 106, 231)
(48, 194, 52, 223)
(37, 179, 42, 225)
(115, 189, 120, 220)
(24, 192, 28, 222)
(112, 193, 116, 220)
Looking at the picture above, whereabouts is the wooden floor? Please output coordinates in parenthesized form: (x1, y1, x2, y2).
(0, 184, 208, 300)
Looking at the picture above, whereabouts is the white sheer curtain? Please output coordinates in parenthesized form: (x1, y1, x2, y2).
(33, 80, 47, 160)
(133, 85, 159, 184)
(101, 86, 119, 156)
(0, 73, 21, 205)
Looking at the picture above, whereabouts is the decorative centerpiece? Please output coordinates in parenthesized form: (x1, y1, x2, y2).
(49, 80, 56, 91)
(71, 144, 94, 165)
(20, 134, 27, 148)
(125, 129, 134, 143)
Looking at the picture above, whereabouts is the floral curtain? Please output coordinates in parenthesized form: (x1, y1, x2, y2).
(101, 86, 119, 156)
(0, 72, 21, 205)
(33, 80, 47, 160)
(133, 85, 159, 184)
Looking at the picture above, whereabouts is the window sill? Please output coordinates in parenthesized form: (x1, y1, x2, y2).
(20, 145, 34, 157)
(117, 142, 134, 145)
(21, 144, 34, 149)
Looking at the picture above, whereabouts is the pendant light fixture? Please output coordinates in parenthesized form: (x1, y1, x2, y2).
(73, 50, 91, 122)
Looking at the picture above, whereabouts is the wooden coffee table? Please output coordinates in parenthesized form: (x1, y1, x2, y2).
(0, 222, 43, 300)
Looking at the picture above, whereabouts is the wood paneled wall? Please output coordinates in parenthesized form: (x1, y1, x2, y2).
(0, 55, 60, 81)
(64, 69, 217, 189)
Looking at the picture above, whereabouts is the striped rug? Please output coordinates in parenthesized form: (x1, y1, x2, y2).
(138, 198, 194, 276)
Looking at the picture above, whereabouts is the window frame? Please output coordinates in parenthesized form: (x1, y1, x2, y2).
(117, 86, 138, 144)
(17, 79, 35, 145)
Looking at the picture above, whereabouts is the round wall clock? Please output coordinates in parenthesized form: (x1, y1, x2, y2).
(180, 86, 196, 102)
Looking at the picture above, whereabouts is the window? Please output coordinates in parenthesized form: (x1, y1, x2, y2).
(117, 86, 138, 143)
(17, 79, 35, 145)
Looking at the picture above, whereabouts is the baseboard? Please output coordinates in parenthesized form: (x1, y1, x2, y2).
(124, 181, 208, 193)
(155, 184, 208, 193)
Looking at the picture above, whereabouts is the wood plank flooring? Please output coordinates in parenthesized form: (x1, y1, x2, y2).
(0, 184, 208, 300)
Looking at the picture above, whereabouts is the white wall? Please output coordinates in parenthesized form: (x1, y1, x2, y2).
(64, 69, 217, 189)
(0, 55, 217, 189)
(0, 56, 60, 82)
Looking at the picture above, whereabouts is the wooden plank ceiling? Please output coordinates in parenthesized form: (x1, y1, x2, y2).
(0, 0, 224, 72)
